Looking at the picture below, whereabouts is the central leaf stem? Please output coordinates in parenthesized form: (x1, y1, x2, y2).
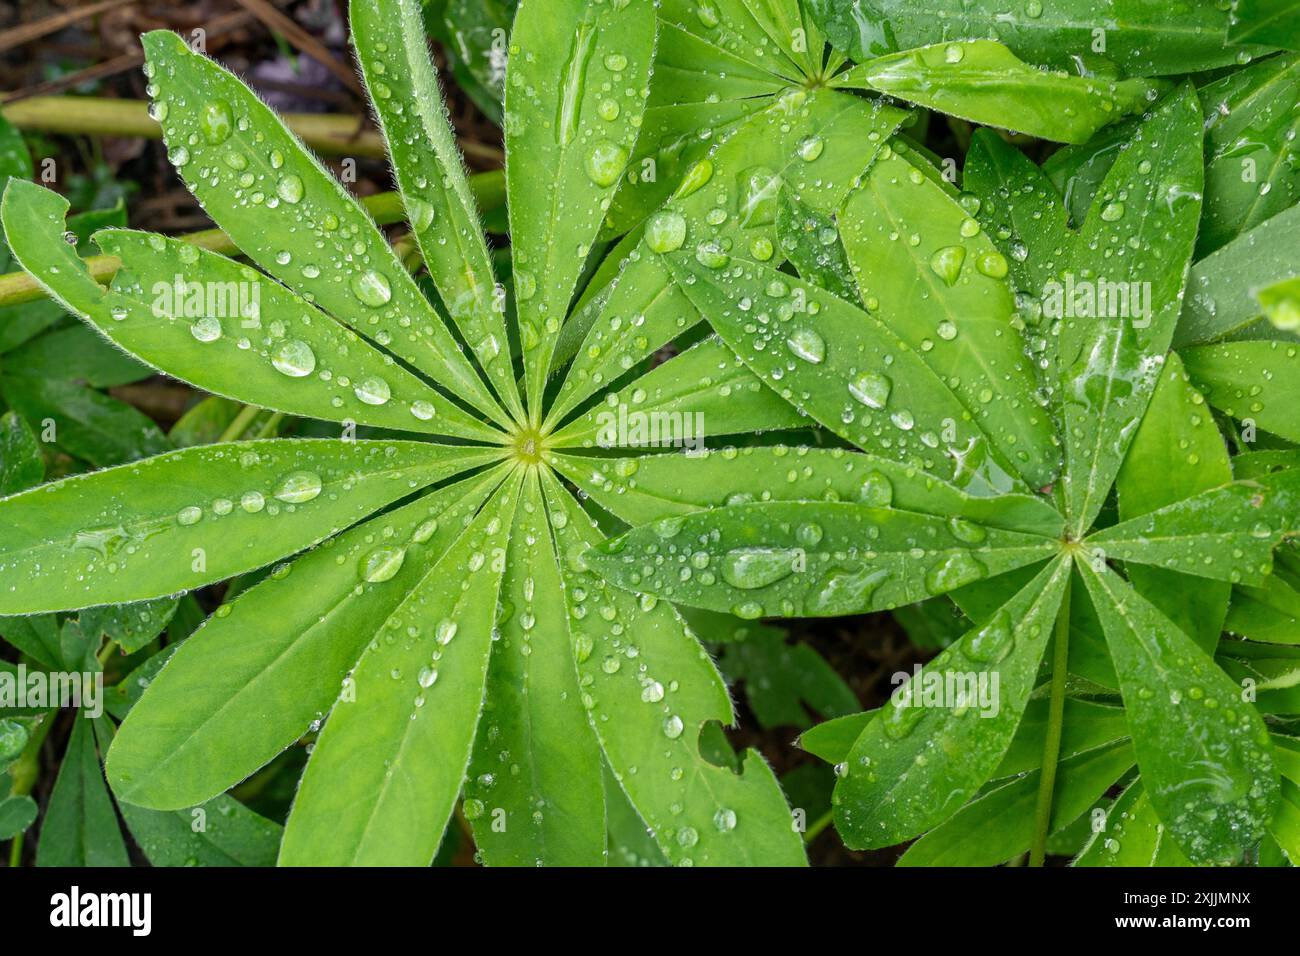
(1029, 569, 1073, 866)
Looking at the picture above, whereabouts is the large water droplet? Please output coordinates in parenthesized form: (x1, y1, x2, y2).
(586, 142, 629, 187)
(720, 547, 798, 589)
(787, 328, 826, 364)
(272, 339, 316, 377)
(351, 270, 393, 307)
(274, 470, 322, 504)
(360, 546, 406, 583)
(848, 371, 891, 409)
(645, 210, 687, 253)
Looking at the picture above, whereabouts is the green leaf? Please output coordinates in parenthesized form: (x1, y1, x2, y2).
(587, 500, 1059, 618)
(896, 740, 1135, 866)
(0, 794, 37, 840)
(992, 697, 1130, 778)
(429, 0, 518, 124)
(837, 41, 1163, 145)
(1058, 85, 1204, 535)
(6, 324, 151, 388)
(0, 410, 42, 495)
(542, 470, 807, 865)
(504, 0, 657, 415)
(1073, 780, 1192, 866)
(1175, 203, 1300, 347)
(0, 438, 497, 614)
(0, 373, 170, 468)
(807, 0, 1268, 75)
(138, 30, 508, 427)
(1183, 339, 1300, 442)
(121, 796, 282, 867)
(107, 468, 505, 810)
(36, 717, 129, 867)
(550, 337, 807, 448)
(1088, 469, 1300, 586)
(465, 470, 606, 865)
(838, 141, 1060, 488)
(962, 129, 1070, 303)
(547, 89, 906, 426)
(1079, 561, 1280, 863)
(80, 597, 179, 655)
(665, 249, 1030, 493)
(1258, 275, 1300, 333)
(351, 0, 523, 420)
(279, 473, 520, 865)
(834, 557, 1070, 848)
(716, 627, 860, 729)
(776, 188, 858, 301)
(1114, 353, 1232, 651)
(554, 444, 1065, 536)
(1229, 0, 1300, 48)
(1197, 53, 1300, 256)
(1226, 552, 1300, 643)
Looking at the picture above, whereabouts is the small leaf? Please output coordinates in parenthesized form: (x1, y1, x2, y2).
(1183, 339, 1300, 443)
(36, 717, 129, 867)
(0, 410, 43, 496)
(1073, 780, 1192, 866)
(120, 795, 282, 867)
(1079, 561, 1280, 864)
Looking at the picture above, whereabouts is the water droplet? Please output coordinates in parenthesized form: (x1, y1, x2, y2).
(360, 546, 406, 583)
(200, 101, 232, 144)
(177, 506, 202, 526)
(354, 377, 392, 406)
(929, 245, 966, 285)
(663, 715, 685, 739)
(798, 136, 825, 162)
(272, 339, 317, 377)
(721, 547, 798, 589)
(645, 210, 687, 253)
(848, 371, 891, 409)
(859, 471, 893, 507)
(410, 400, 436, 421)
(1100, 201, 1125, 222)
(787, 328, 826, 364)
(925, 552, 986, 593)
(351, 270, 393, 307)
(276, 174, 305, 205)
(274, 470, 322, 504)
(713, 807, 737, 832)
(190, 317, 222, 342)
(586, 142, 629, 187)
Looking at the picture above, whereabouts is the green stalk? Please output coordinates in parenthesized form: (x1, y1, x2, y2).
(216, 405, 263, 444)
(1029, 571, 1073, 866)
(6, 713, 56, 867)
(0, 170, 506, 309)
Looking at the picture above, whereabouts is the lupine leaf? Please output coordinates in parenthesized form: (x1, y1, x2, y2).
(352, 0, 523, 420)
(542, 470, 807, 866)
(1073, 780, 1192, 866)
(106, 469, 505, 809)
(138, 30, 508, 426)
(465, 469, 606, 865)
(834, 557, 1070, 848)
(807, 0, 1268, 75)
(552, 444, 1064, 536)
(587, 500, 1059, 618)
(1079, 561, 1280, 863)
(0, 410, 42, 496)
(1229, 0, 1300, 48)
(120, 794, 282, 867)
(776, 188, 858, 301)
(505, 0, 657, 415)
(837, 41, 1164, 144)
(1183, 339, 1300, 442)
(279, 473, 521, 865)
(1114, 353, 1233, 651)
(36, 717, 129, 867)
(838, 141, 1060, 488)
(1058, 85, 1204, 535)
(0, 439, 497, 615)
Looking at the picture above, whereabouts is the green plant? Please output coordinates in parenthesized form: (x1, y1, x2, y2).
(3, 0, 1300, 870)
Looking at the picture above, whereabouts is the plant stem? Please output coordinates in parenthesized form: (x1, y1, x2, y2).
(1029, 574, 1073, 866)
(216, 405, 262, 444)
(2, 96, 387, 157)
(0, 171, 506, 309)
(804, 808, 834, 844)
(6, 713, 56, 867)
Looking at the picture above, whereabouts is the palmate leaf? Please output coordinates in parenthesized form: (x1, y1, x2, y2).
(806, 0, 1270, 75)
(1073, 779, 1192, 866)
(279, 473, 521, 865)
(586, 499, 1058, 619)
(0, 438, 497, 615)
(464, 469, 605, 866)
(833, 557, 1071, 849)
(351, 0, 523, 421)
(1079, 561, 1280, 863)
(552, 445, 1064, 536)
(1174, 202, 1300, 347)
(504, 0, 657, 415)
(663, 249, 1029, 494)
(138, 30, 509, 428)
(106, 468, 507, 809)
(835, 40, 1164, 144)
(1057, 84, 1204, 536)
(1, 182, 498, 444)
(549, 337, 807, 449)
(541, 471, 807, 866)
(547, 88, 906, 427)
(837, 140, 1059, 488)
(1182, 340, 1300, 443)
(1114, 353, 1232, 652)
